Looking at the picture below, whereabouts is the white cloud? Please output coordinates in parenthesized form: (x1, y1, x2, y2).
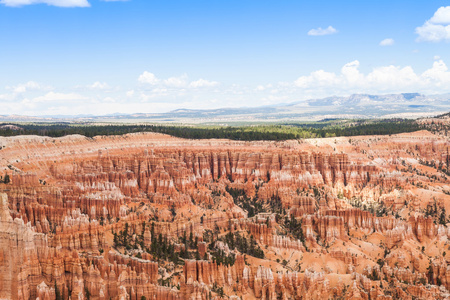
(189, 79, 218, 88)
(31, 92, 87, 103)
(307, 26, 337, 36)
(429, 6, 450, 24)
(434, 55, 441, 60)
(164, 75, 188, 88)
(341, 60, 364, 84)
(366, 65, 418, 89)
(255, 84, 273, 92)
(293, 60, 450, 94)
(138, 71, 219, 89)
(0, 76, 224, 115)
(138, 71, 160, 85)
(7, 62, 450, 117)
(7, 81, 51, 94)
(416, 22, 450, 42)
(126, 90, 135, 97)
(416, 6, 450, 42)
(0, 0, 90, 7)
(421, 60, 450, 85)
(379, 38, 394, 46)
(0, 0, 131, 6)
(87, 81, 110, 90)
(103, 97, 115, 103)
(295, 69, 338, 88)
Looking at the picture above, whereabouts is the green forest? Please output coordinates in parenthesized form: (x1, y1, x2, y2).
(0, 118, 439, 141)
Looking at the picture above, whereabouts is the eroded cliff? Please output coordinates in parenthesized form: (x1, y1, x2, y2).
(0, 131, 449, 299)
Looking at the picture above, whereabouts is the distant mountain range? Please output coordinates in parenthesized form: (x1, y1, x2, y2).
(1, 93, 450, 124)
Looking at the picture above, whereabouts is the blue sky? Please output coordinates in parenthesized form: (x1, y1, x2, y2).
(1, 0, 450, 115)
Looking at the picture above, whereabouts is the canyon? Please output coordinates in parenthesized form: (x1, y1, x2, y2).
(0, 130, 450, 299)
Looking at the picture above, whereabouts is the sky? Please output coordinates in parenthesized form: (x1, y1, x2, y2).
(1, 0, 450, 116)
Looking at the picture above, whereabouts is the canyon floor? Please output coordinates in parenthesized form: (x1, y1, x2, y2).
(1, 129, 450, 300)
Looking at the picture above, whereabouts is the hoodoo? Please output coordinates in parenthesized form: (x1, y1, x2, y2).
(0, 131, 449, 299)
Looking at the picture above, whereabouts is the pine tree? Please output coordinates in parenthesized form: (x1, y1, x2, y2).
(85, 287, 91, 300)
(55, 282, 62, 300)
(439, 208, 447, 225)
(113, 232, 119, 247)
(427, 262, 434, 285)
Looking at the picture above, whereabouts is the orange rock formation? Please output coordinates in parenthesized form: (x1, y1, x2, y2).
(0, 131, 449, 299)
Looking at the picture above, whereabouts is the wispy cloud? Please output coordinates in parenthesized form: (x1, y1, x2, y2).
(6, 81, 52, 94)
(416, 6, 450, 42)
(189, 79, 219, 88)
(138, 71, 219, 89)
(0, 0, 90, 7)
(30, 92, 88, 103)
(87, 81, 111, 90)
(0, 0, 130, 7)
(379, 38, 394, 46)
(163, 75, 188, 88)
(307, 26, 337, 36)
